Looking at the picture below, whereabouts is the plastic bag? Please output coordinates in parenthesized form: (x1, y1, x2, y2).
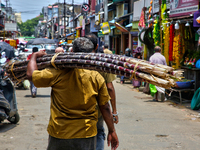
(149, 84, 157, 97)
(23, 80, 30, 89)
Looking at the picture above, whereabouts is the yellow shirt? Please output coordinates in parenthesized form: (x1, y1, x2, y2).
(99, 72, 116, 83)
(32, 68, 110, 139)
(103, 49, 113, 54)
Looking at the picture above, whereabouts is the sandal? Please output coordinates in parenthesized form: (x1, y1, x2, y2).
(152, 99, 158, 102)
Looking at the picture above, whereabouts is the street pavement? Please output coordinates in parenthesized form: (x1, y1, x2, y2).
(0, 78, 200, 150)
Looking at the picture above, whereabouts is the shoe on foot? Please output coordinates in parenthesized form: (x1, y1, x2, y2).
(32, 93, 36, 98)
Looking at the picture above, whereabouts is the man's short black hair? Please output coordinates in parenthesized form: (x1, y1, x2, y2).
(104, 44, 108, 49)
(32, 47, 38, 53)
(73, 37, 94, 53)
(85, 33, 98, 50)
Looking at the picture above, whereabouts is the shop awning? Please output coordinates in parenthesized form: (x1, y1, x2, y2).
(114, 22, 129, 33)
(66, 32, 76, 37)
(66, 33, 73, 37)
(125, 23, 133, 28)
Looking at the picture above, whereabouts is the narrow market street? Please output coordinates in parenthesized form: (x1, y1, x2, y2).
(0, 78, 200, 150)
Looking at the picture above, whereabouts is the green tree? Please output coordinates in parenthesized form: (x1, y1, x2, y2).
(17, 15, 43, 37)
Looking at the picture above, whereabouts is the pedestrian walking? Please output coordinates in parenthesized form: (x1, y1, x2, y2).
(149, 46, 167, 101)
(132, 47, 143, 88)
(120, 48, 132, 84)
(85, 33, 119, 150)
(26, 37, 119, 150)
(103, 44, 112, 54)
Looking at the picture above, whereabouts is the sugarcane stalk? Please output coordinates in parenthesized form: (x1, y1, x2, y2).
(5, 53, 181, 89)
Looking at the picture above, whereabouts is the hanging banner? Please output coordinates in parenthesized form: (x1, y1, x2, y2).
(101, 22, 110, 34)
(170, 0, 199, 18)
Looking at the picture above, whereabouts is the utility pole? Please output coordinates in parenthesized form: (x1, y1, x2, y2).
(52, 6, 54, 39)
(57, 0, 60, 39)
(64, 0, 66, 36)
(5, 0, 8, 22)
(104, 0, 109, 48)
(72, 0, 75, 40)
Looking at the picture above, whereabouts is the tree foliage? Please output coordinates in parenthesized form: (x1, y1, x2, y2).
(17, 15, 43, 37)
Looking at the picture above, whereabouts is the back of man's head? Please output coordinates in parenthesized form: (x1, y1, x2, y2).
(73, 37, 94, 53)
(32, 47, 38, 53)
(85, 33, 98, 51)
(104, 44, 109, 49)
(154, 46, 161, 52)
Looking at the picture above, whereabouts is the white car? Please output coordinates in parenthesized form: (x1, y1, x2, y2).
(23, 44, 45, 57)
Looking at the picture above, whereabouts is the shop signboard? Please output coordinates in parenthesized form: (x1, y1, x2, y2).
(101, 22, 110, 34)
(169, 0, 199, 17)
(98, 32, 104, 37)
(114, 28, 121, 35)
(153, 0, 170, 13)
(133, 0, 151, 21)
(113, 0, 123, 2)
(90, 17, 98, 33)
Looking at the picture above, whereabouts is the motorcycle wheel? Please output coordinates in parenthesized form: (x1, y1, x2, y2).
(7, 112, 20, 124)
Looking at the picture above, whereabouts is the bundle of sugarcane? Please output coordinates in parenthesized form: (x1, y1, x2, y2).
(5, 52, 183, 89)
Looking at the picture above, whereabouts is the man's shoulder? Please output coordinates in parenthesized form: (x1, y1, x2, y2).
(81, 69, 103, 79)
(104, 49, 112, 54)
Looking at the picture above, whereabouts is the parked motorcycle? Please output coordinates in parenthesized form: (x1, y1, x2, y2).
(0, 68, 20, 124)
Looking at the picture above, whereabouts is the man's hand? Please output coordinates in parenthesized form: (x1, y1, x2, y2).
(27, 51, 46, 81)
(107, 130, 119, 150)
(55, 47, 64, 53)
(34, 51, 47, 58)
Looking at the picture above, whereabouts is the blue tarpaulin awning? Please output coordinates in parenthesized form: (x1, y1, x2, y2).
(66, 31, 76, 37)
(66, 33, 73, 37)
(109, 19, 115, 24)
(125, 23, 133, 28)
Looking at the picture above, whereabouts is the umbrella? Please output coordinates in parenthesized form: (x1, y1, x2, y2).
(0, 42, 15, 59)
(26, 38, 56, 45)
(26, 39, 35, 45)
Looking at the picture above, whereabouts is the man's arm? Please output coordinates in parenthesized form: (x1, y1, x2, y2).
(106, 82, 118, 124)
(99, 102, 119, 150)
(27, 51, 46, 81)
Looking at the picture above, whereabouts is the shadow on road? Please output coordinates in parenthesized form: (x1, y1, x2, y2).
(24, 95, 50, 98)
(0, 123, 17, 133)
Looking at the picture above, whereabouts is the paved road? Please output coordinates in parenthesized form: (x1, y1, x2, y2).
(0, 79, 200, 150)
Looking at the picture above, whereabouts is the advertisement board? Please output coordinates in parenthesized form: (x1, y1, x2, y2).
(170, 0, 199, 17)
(101, 22, 110, 34)
(5, 23, 17, 31)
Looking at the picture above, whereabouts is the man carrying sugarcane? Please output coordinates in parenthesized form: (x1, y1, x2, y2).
(85, 33, 118, 150)
(26, 37, 119, 150)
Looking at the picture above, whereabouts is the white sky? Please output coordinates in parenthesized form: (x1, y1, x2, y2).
(8, 0, 85, 22)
